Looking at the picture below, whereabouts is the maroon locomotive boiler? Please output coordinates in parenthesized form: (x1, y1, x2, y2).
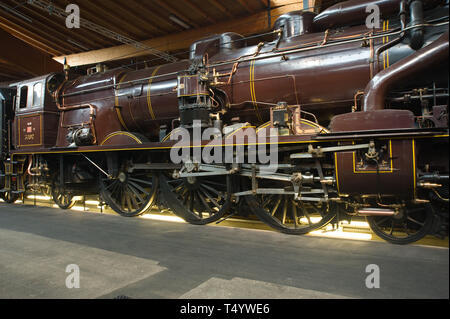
(1, 0, 449, 244)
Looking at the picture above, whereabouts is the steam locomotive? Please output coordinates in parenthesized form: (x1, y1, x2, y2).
(1, 0, 448, 244)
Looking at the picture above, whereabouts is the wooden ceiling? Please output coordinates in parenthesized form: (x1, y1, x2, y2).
(0, 0, 279, 56)
(0, 0, 342, 83)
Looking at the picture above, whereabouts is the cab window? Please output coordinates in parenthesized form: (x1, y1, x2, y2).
(32, 82, 43, 107)
(19, 86, 28, 109)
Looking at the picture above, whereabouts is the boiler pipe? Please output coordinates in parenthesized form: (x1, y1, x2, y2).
(358, 208, 395, 216)
(363, 31, 449, 111)
(375, 0, 408, 73)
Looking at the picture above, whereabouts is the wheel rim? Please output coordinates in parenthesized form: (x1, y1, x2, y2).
(52, 177, 75, 209)
(100, 170, 158, 217)
(160, 174, 231, 225)
(248, 194, 336, 234)
(367, 203, 434, 244)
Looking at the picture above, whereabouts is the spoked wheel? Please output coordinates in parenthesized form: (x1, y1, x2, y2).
(52, 176, 76, 210)
(0, 191, 19, 204)
(367, 202, 434, 245)
(99, 170, 158, 217)
(247, 194, 336, 235)
(159, 174, 232, 225)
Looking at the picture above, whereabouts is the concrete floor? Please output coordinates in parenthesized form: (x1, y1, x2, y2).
(0, 203, 448, 299)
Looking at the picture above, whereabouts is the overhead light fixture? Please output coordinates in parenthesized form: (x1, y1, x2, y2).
(169, 14, 191, 30)
(0, 3, 32, 23)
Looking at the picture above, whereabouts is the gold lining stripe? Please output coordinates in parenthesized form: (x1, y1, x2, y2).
(17, 114, 43, 147)
(300, 119, 331, 134)
(100, 131, 143, 146)
(382, 20, 386, 70)
(256, 122, 271, 133)
(162, 127, 184, 142)
(178, 93, 210, 97)
(386, 20, 390, 68)
(250, 60, 263, 123)
(334, 153, 340, 195)
(147, 66, 161, 120)
(412, 139, 416, 197)
(11, 134, 449, 156)
(255, 120, 330, 134)
(115, 74, 129, 131)
(226, 125, 256, 138)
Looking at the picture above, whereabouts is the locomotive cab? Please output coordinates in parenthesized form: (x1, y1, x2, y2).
(11, 73, 63, 150)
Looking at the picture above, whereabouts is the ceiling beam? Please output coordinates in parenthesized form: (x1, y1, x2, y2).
(54, 2, 303, 66)
(184, 0, 216, 24)
(236, 0, 256, 13)
(0, 9, 75, 53)
(208, 0, 234, 19)
(0, 19, 64, 56)
(0, 28, 62, 77)
(260, 0, 269, 8)
(154, 0, 201, 29)
(112, 0, 174, 35)
(13, 0, 101, 50)
(82, 1, 150, 38)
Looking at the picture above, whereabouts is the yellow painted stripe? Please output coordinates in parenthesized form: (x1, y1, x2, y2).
(412, 139, 416, 197)
(114, 74, 125, 106)
(389, 139, 393, 170)
(226, 125, 256, 138)
(256, 122, 271, 133)
(249, 60, 263, 123)
(382, 20, 386, 70)
(178, 93, 209, 97)
(386, 20, 390, 68)
(300, 119, 331, 134)
(11, 134, 449, 155)
(334, 153, 340, 195)
(100, 132, 143, 146)
(147, 66, 161, 120)
(115, 74, 129, 131)
(162, 127, 182, 142)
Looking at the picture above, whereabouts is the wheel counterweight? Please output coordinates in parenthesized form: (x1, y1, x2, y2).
(244, 177, 336, 235)
(160, 173, 231, 225)
(51, 175, 76, 210)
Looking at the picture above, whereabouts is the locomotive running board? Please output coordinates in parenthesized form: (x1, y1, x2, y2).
(313, 128, 449, 141)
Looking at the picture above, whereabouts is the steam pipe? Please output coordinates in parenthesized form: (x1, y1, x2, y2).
(375, 0, 408, 73)
(313, 0, 403, 30)
(27, 155, 39, 176)
(363, 31, 449, 112)
(313, 0, 444, 31)
(409, 0, 425, 50)
(357, 208, 395, 216)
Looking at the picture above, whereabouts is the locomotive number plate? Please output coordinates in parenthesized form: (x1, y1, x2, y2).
(18, 114, 42, 147)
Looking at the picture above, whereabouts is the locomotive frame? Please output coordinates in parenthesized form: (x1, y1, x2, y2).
(1, 0, 449, 245)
